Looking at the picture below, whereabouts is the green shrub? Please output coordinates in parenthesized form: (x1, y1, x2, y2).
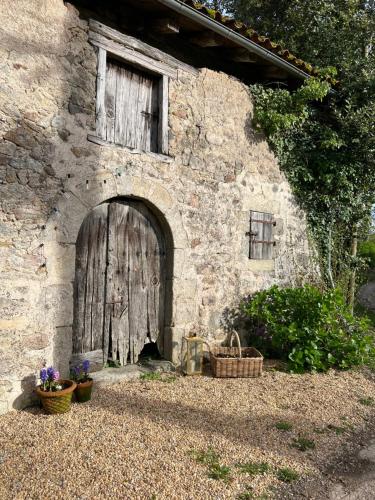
(241, 285, 374, 373)
(359, 236, 375, 269)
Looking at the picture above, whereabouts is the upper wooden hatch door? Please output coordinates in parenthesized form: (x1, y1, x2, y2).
(73, 199, 167, 365)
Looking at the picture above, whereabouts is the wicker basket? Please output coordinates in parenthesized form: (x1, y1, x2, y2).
(36, 380, 77, 414)
(209, 331, 263, 378)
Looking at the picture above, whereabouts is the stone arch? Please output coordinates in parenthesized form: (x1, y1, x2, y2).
(43, 171, 195, 366)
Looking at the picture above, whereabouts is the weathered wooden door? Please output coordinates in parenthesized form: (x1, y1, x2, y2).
(73, 200, 166, 365)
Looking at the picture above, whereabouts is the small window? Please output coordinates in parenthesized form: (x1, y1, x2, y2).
(105, 59, 160, 152)
(248, 211, 275, 259)
(90, 22, 171, 156)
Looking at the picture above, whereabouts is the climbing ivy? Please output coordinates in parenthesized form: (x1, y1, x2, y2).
(250, 75, 375, 295)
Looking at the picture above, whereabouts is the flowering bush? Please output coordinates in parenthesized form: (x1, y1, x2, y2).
(39, 366, 63, 392)
(70, 360, 91, 383)
(241, 285, 375, 373)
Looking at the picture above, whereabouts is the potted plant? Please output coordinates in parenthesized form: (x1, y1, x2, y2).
(36, 366, 76, 414)
(70, 360, 93, 403)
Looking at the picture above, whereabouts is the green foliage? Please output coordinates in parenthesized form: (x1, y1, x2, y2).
(359, 236, 375, 268)
(276, 467, 299, 482)
(275, 421, 293, 431)
(242, 285, 375, 372)
(140, 372, 176, 383)
(140, 372, 162, 381)
(291, 437, 316, 451)
(326, 424, 346, 435)
(189, 447, 219, 465)
(189, 447, 232, 482)
(235, 461, 270, 475)
(208, 463, 232, 481)
(104, 359, 121, 368)
(237, 489, 269, 500)
(358, 397, 374, 406)
(251, 79, 330, 137)
(210, 0, 374, 72)
(250, 78, 375, 291)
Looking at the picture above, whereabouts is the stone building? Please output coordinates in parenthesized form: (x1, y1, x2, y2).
(0, 0, 315, 413)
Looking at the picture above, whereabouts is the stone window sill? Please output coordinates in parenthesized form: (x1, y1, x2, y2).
(247, 259, 275, 272)
(87, 134, 173, 164)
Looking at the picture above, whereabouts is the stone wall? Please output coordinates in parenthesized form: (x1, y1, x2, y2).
(0, 0, 314, 413)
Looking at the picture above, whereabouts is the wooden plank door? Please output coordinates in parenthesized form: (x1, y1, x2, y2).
(73, 200, 167, 365)
(73, 203, 108, 357)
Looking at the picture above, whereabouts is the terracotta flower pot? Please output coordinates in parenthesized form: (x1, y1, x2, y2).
(74, 378, 93, 403)
(36, 379, 77, 414)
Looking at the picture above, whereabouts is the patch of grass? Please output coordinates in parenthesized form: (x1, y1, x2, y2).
(276, 467, 299, 483)
(189, 447, 220, 466)
(238, 493, 254, 500)
(235, 461, 270, 476)
(104, 359, 121, 368)
(140, 372, 177, 383)
(291, 437, 315, 451)
(275, 421, 293, 431)
(189, 447, 231, 482)
(208, 463, 232, 482)
(327, 424, 346, 435)
(237, 488, 269, 500)
(313, 427, 328, 434)
(140, 372, 162, 381)
(359, 397, 374, 406)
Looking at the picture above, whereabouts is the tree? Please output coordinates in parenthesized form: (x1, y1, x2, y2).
(217, 0, 374, 70)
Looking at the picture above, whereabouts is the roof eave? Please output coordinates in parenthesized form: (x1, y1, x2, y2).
(156, 0, 310, 80)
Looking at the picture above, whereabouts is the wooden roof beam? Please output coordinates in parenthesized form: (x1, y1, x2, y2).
(224, 48, 258, 63)
(189, 32, 223, 47)
(152, 18, 180, 34)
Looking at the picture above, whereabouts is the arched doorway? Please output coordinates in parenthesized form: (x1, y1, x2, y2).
(72, 198, 168, 365)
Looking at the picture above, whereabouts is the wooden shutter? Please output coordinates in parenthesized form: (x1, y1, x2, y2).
(104, 59, 159, 152)
(249, 211, 275, 260)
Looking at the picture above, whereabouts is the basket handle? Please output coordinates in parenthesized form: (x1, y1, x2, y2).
(229, 330, 242, 359)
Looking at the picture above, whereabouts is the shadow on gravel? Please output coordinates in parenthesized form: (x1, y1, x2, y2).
(87, 382, 324, 456)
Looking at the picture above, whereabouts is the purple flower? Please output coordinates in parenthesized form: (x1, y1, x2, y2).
(52, 370, 60, 381)
(82, 360, 90, 373)
(40, 368, 48, 383)
(46, 366, 54, 379)
(73, 366, 81, 376)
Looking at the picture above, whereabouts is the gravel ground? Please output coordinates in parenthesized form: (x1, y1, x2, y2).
(0, 368, 374, 500)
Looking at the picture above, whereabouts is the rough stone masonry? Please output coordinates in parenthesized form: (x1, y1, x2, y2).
(0, 0, 314, 413)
